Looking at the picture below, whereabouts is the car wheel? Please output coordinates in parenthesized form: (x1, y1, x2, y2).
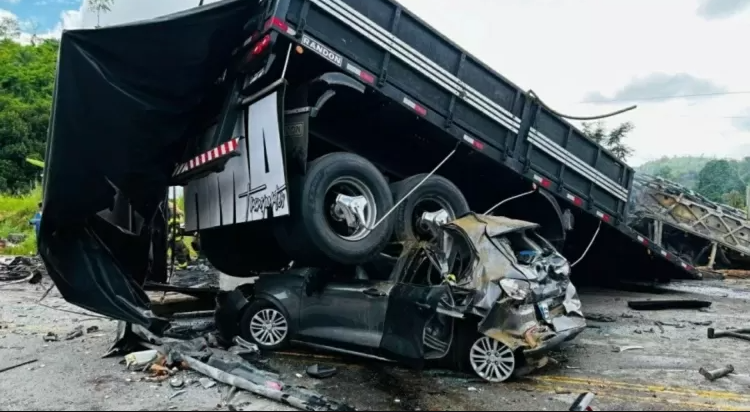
(468, 336, 516, 383)
(239, 299, 290, 351)
(274, 152, 395, 265)
(390, 174, 469, 242)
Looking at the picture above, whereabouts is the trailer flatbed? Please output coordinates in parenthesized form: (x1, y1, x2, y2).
(261, 0, 697, 277)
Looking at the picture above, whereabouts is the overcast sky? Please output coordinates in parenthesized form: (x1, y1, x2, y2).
(3, 0, 750, 166)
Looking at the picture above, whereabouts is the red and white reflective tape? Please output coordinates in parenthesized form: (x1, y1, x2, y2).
(345, 63, 375, 84)
(681, 261, 693, 271)
(402, 97, 427, 116)
(566, 192, 583, 206)
(463, 134, 484, 150)
(533, 174, 551, 188)
(636, 235, 649, 245)
(174, 138, 241, 177)
(265, 17, 296, 36)
(595, 210, 611, 223)
(660, 250, 669, 258)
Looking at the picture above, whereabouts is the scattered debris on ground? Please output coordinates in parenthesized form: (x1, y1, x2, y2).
(585, 314, 617, 323)
(612, 345, 644, 353)
(627, 300, 712, 311)
(115, 324, 353, 411)
(699, 365, 735, 381)
(306, 364, 338, 380)
(570, 393, 597, 411)
(707, 327, 750, 342)
(717, 269, 750, 279)
(65, 325, 84, 341)
(0, 256, 44, 285)
(0, 359, 38, 375)
(655, 321, 686, 329)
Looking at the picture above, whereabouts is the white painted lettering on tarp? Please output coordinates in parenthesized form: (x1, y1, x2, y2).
(243, 91, 290, 221)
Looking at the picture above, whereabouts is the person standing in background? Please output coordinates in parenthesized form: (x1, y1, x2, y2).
(29, 202, 42, 238)
(29, 202, 42, 254)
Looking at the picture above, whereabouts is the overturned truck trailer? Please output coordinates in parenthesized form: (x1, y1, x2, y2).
(41, 0, 697, 327)
(630, 174, 750, 271)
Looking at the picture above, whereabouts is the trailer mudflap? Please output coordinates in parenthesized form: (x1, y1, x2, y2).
(40, 0, 265, 325)
(184, 83, 290, 232)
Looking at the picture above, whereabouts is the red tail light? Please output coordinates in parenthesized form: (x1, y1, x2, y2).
(264, 17, 288, 32)
(251, 34, 271, 56)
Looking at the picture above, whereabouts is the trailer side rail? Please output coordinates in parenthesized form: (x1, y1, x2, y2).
(265, 0, 696, 276)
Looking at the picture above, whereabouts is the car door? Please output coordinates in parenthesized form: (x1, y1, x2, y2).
(297, 277, 395, 352)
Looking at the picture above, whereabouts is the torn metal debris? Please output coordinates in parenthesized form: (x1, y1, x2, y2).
(627, 300, 712, 311)
(0, 256, 44, 285)
(116, 324, 353, 411)
(707, 327, 750, 342)
(699, 365, 734, 381)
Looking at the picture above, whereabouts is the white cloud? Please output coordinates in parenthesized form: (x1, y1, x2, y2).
(69, 0, 207, 29)
(396, 0, 750, 165)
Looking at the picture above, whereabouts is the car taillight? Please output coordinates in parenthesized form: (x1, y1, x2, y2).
(252, 34, 271, 56)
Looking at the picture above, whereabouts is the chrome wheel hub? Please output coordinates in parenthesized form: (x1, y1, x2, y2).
(470, 336, 515, 383)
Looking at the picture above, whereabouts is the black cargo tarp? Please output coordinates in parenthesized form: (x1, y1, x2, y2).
(40, 0, 259, 327)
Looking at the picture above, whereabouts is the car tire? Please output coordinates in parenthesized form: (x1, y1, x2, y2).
(239, 299, 291, 351)
(390, 174, 469, 242)
(274, 152, 395, 265)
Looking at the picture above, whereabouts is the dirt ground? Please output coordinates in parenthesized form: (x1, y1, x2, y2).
(2, 277, 750, 411)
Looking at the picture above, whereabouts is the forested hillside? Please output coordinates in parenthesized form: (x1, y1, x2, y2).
(0, 38, 58, 194)
(0, 39, 58, 254)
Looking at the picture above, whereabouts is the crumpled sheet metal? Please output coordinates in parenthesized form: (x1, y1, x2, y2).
(443, 213, 538, 295)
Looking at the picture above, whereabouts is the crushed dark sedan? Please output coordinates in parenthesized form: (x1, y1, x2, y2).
(226, 213, 586, 382)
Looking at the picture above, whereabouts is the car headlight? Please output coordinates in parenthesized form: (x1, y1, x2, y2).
(499, 278, 531, 301)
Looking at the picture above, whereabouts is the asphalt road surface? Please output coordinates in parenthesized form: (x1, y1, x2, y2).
(2, 277, 750, 411)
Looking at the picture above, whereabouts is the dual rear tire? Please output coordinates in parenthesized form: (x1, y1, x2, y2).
(203, 151, 470, 272)
(274, 153, 470, 266)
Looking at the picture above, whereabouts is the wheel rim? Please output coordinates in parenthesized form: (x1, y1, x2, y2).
(326, 176, 377, 241)
(470, 337, 515, 382)
(414, 197, 455, 240)
(249, 308, 288, 346)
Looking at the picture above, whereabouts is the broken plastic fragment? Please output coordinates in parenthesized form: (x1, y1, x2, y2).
(200, 377, 217, 389)
(613, 345, 644, 353)
(124, 349, 159, 369)
(306, 364, 338, 379)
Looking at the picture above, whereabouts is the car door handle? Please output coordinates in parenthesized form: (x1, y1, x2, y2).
(363, 288, 386, 297)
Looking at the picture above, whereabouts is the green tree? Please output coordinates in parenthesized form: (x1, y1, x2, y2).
(0, 16, 20, 40)
(654, 165, 674, 180)
(696, 159, 744, 203)
(722, 190, 745, 209)
(89, 0, 115, 28)
(0, 39, 59, 194)
(581, 121, 635, 161)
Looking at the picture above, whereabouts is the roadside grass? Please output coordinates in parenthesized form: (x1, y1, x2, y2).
(0, 186, 41, 255)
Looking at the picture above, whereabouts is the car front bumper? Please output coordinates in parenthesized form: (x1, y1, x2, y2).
(523, 315, 587, 358)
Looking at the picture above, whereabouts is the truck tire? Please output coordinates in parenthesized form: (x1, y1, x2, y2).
(390, 174, 469, 242)
(274, 152, 395, 265)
